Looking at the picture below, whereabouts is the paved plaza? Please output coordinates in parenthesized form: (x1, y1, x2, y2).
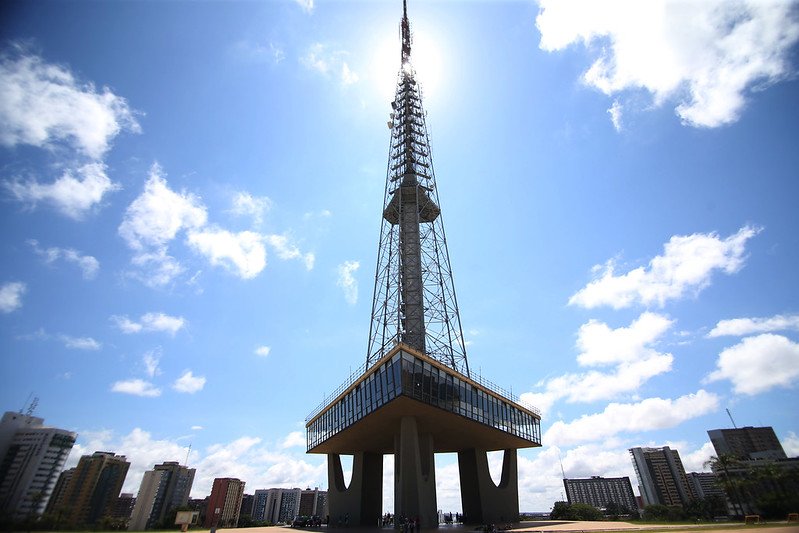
(202, 521, 799, 533)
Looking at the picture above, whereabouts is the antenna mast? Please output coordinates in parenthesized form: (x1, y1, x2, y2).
(726, 408, 738, 428)
(401, 0, 412, 65)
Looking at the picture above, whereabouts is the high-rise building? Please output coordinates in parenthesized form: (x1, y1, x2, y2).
(0, 411, 76, 519)
(128, 461, 195, 530)
(203, 478, 245, 528)
(686, 472, 725, 500)
(58, 451, 130, 526)
(240, 493, 254, 521)
(45, 467, 75, 516)
(299, 487, 326, 518)
(708, 426, 787, 460)
(113, 493, 136, 522)
(563, 476, 638, 513)
(250, 487, 327, 524)
(630, 446, 695, 507)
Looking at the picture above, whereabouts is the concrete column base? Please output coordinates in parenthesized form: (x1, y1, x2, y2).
(327, 451, 383, 527)
(395, 416, 438, 528)
(458, 448, 519, 525)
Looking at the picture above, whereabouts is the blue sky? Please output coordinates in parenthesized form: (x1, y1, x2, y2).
(1, 0, 798, 513)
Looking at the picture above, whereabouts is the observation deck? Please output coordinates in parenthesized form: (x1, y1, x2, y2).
(305, 343, 541, 454)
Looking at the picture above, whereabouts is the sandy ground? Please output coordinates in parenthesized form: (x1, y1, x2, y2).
(205, 521, 799, 533)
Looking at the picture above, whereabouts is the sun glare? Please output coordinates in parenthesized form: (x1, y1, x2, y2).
(371, 29, 443, 104)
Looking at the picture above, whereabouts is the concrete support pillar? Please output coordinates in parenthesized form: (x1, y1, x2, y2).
(394, 416, 437, 528)
(457, 448, 519, 525)
(327, 452, 383, 527)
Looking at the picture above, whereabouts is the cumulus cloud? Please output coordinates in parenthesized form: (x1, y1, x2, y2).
(112, 312, 186, 335)
(282, 431, 306, 449)
(0, 281, 26, 313)
(337, 260, 360, 305)
(680, 441, 716, 473)
(784, 431, 799, 458)
(118, 164, 207, 285)
(708, 313, 799, 337)
(229, 192, 271, 226)
(60, 335, 101, 350)
(302, 43, 359, 86)
(28, 239, 99, 279)
(264, 234, 315, 271)
(120, 164, 207, 251)
(0, 49, 140, 159)
(173, 370, 206, 394)
(120, 164, 314, 285)
(536, 0, 799, 128)
(255, 345, 271, 357)
(521, 312, 674, 413)
(188, 228, 266, 279)
(569, 225, 760, 309)
(111, 379, 162, 397)
(705, 333, 799, 395)
(6, 163, 120, 219)
(544, 389, 720, 446)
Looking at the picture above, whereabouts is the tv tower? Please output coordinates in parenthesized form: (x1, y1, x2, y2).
(367, 0, 469, 376)
(305, 2, 541, 527)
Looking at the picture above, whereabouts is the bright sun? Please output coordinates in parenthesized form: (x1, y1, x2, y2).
(371, 29, 443, 104)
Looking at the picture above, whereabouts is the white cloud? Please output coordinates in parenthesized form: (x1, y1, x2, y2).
(521, 312, 674, 413)
(708, 313, 799, 337)
(705, 333, 799, 395)
(6, 162, 120, 219)
(229, 192, 272, 227)
(231, 41, 285, 65)
(569, 225, 760, 309)
(60, 335, 101, 350)
(173, 370, 206, 394)
(141, 312, 185, 335)
(191, 425, 204, 431)
(255, 345, 271, 357)
(302, 43, 359, 86)
(129, 249, 185, 288)
(143, 348, 161, 378)
(680, 441, 716, 473)
(188, 228, 266, 279)
(111, 379, 162, 397)
(294, 0, 313, 14)
(264, 233, 315, 271)
(0, 50, 140, 159)
(111, 315, 143, 333)
(536, 0, 799, 128)
(0, 281, 26, 313)
(544, 389, 720, 446)
(119, 163, 207, 251)
(112, 312, 186, 335)
(783, 431, 799, 458)
(607, 99, 623, 131)
(577, 312, 673, 365)
(28, 239, 99, 279)
(119, 164, 207, 286)
(282, 431, 306, 449)
(337, 260, 360, 305)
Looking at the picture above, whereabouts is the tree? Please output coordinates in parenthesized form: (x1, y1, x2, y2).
(550, 501, 571, 520)
(705, 454, 745, 517)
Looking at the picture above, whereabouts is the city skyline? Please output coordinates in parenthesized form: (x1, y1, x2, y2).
(1, 0, 798, 513)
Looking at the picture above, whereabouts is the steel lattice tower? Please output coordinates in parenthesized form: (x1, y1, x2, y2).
(306, 3, 541, 527)
(366, 0, 469, 377)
